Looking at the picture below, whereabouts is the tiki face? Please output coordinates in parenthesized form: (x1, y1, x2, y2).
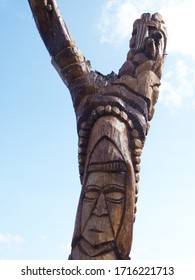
(70, 117, 136, 259)
(81, 171, 126, 246)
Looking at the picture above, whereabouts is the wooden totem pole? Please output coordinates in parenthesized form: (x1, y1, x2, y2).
(28, 1, 167, 260)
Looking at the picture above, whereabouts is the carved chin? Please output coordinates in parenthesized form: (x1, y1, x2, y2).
(82, 215, 115, 246)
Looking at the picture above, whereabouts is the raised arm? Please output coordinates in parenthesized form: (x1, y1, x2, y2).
(28, 0, 91, 86)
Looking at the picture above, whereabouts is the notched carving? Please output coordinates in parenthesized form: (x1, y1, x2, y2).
(28, 1, 167, 260)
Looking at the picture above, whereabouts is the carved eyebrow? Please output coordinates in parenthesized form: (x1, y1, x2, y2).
(83, 185, 101, 192)
(103, 184, 125, 193)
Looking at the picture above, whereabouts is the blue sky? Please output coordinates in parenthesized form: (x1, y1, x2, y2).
(0, 0, 195, 260)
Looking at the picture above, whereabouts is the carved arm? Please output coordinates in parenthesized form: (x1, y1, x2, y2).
(28, 0, 91, 86)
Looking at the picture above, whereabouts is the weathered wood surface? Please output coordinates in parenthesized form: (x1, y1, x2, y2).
(28, 0, 167, 260)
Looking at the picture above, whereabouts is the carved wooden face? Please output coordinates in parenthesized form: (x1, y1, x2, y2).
(81, 171, 126, 246)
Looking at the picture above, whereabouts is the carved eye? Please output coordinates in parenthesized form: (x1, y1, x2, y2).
(83, 190, 99, 201)
(105, 191, 124, 203)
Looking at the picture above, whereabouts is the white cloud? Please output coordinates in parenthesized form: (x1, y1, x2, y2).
(97, 0, 195, 110)
(97, 0, 162, 44)
(60, 242, 71, 253)
(0, 233, 23, 244)
(97, 0, 139, 43)
(97, 0, 194, 55)
(160, 58, 195, 108)
(133, 245, 150, 259)
(160, 0, 195, 58)
(40, 235, 48, 241)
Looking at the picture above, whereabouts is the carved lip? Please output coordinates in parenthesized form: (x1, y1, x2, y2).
(89, 228, 104, 233)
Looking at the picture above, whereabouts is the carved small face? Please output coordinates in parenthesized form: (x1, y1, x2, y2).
(81, 171, 125, 246)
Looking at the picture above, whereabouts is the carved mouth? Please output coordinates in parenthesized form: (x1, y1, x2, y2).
(89, 228, 104, 233)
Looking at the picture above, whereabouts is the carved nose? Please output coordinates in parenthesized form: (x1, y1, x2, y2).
(92, 192, 108, 216)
